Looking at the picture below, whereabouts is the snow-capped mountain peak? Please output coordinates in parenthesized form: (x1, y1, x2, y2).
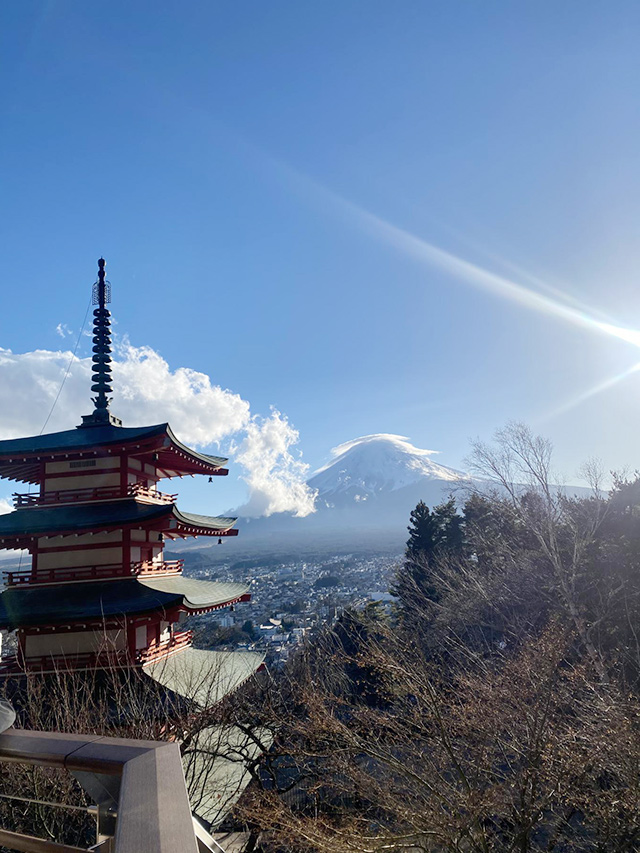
(308, 434, 465, 501)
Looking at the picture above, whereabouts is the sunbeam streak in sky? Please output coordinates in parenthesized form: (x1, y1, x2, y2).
(272, 157, 640, 351)
(538, 362, 640, 424)
(335, 193, 640, 349)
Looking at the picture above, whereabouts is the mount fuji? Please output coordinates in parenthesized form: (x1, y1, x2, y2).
(309, 434, 465, 508)
(231, 434, 470, 554)
(173, 435, 590, 561)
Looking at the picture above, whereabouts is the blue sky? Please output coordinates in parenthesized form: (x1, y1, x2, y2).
(2, 2, 640, 514)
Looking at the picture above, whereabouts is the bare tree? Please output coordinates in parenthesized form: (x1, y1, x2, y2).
(232, 427, 640, 851)
(468, 422, 611, 681)
(237, 615, 640, 853)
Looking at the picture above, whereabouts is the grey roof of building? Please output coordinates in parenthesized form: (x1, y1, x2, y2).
(143, 648, 265, 708)
(0, 500, 237, 540)
(173, 507, 237, 533)
(0, 578, 247, 629)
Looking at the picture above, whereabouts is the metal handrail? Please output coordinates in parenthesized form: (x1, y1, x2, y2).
(0, 728, 199, 852)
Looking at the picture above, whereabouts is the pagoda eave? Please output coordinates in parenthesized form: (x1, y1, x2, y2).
(139, 577, 250, 612)
(143, 648, 265, 709)
(167, 524, 239, 539)
(0, 501, 237, 546)
(0, 422, 229, 484)
(181, 595, 250, 616)
(0, 578, 249, 630)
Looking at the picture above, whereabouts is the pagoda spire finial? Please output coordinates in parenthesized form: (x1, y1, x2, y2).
(79, 258, 122, 428)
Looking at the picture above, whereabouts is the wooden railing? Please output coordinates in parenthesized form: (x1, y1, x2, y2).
(13, 486, 122, 507)
(12, 483, 176, 509)
(136, 630, 193, 666)
(0, 648, 132, 676)
(3, 560, 184, 587)
(127, 484, 176, 504)
(131, 559, 183, 577)
(0, 728, 199, 852)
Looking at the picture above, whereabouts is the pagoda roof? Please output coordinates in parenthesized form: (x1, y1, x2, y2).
(185, 725, 273, 828)
(0, 579, 249, 630)
(138, 577, 249, 612)
(0, 422, 228, 483)
(143, 648, 265, 708)
(0, 500, 238, 546)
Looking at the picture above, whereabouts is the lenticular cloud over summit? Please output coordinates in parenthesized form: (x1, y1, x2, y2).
(310, 433, 465, 499)
(0, 343, 316, 518)
(322, 433, 442, 466)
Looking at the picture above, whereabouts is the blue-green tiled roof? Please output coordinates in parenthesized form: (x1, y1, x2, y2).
(0, 422, 228, 482)
(0, 578, 247, 629)
(0, 501, 237, 540)
(0, 423, 168, 456)
(0, 579, 182, 628)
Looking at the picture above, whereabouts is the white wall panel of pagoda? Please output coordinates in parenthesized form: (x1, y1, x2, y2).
(24, 628, 127, 658)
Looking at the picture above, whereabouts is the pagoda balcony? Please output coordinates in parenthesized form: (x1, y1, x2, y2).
(0, 631, 192, 675)
(12, 482, 177, 509)
(3, 559, 184, 587)
(136, 629, 193, 666)
(0, 647, 131, 675)
(128, 483, 177, 504)
(132, 559, 184, 577)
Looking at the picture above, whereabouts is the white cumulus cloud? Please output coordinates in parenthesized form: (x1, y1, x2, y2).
(232, 408, 318, 518)
(0, 343, 316, 518)
(114, 343, 250, 446)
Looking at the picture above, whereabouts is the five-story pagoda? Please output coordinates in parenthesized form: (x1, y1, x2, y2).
(0, 260, 261, 696)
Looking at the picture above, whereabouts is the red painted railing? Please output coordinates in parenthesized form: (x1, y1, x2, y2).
(136, 630, 193, 665)
(128, 483, 177, 503)
(3, 559, 184, 587)
(0, 631, 193, 674)
(132, 559, 184, 576)
(13, 486, 122, 507)
(12, 482, 177, 508)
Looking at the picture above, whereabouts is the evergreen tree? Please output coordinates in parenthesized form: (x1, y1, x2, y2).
(405, 500, 437, 560)
(433, 497, 464, 555)
(393, 497, 464, 607)
(242, 619, 256, 639)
